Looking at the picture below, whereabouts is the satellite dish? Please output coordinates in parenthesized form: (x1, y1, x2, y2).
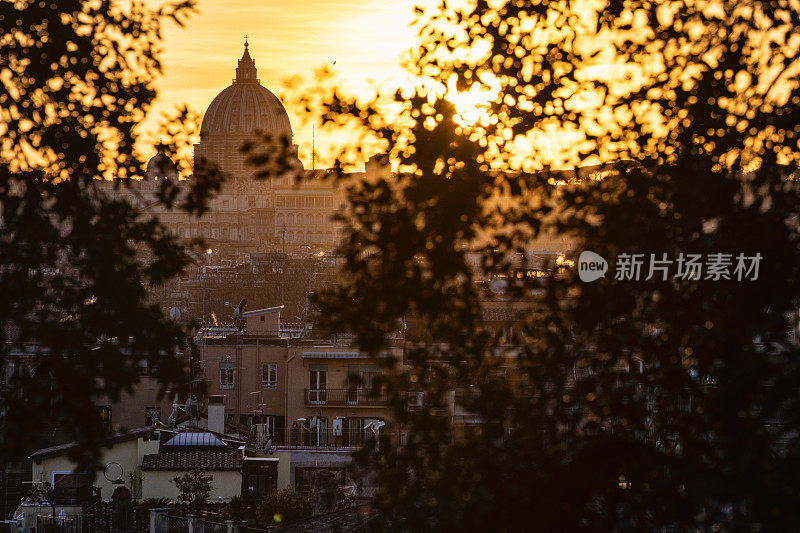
(233, 298, 247, 321)
(169, 307, 181, 321)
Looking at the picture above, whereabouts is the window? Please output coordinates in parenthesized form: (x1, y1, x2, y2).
(220, 361, 235, 389)
(348, 365, 382, 392)
(52, 472, 92, 504)
(222, 200, 230, 209)
(308, 365, 327, 403)
(347, 365, 383, 404)
(261, 415, 276, 436)
(248, 196, 256, 208)
(242, 461, 278, 495)
(145, 407, 161, 426)
(294, 467, 345, 493)
(261, 363, 278, 390)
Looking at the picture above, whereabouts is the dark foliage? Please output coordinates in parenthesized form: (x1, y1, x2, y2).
(313, 0, 800, 530)
(254, 488, 312, 528)
(219, 490, 261, 521)
(172, 469, 212, 510)
(0, 0, 221, 468)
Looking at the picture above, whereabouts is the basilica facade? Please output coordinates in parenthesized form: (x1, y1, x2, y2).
(190, 40, 345, 255)
(107, 41, 360, 259)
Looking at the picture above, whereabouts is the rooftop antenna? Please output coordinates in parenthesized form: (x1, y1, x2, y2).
(311, 124, 316, 171)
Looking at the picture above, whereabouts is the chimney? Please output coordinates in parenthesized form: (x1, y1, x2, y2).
(208, 395, 226, 435)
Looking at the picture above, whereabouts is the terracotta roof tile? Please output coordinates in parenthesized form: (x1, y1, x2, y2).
(141, 450, 242, 471)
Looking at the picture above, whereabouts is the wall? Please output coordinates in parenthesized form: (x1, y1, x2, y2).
(141, 470, 242, 502)
(285, 351, 399, 426)
(99, 168, 346, 256)
(274, 450, 292, 490)
(105, 376, 175, 430)
(31, 436, 159, 501)
(200, 338, 289, 423)
(244, 310, 280, 333)
(200, 339, 401, 431)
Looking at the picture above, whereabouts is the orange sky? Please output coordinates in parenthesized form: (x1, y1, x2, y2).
(143, 0, 427, 169)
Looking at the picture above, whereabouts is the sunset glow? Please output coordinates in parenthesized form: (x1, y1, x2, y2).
(143, 0, 427, 168)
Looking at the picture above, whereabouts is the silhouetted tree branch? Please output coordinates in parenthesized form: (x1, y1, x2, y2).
(0, 0, 222, 468)
(311, 0, 800, 530)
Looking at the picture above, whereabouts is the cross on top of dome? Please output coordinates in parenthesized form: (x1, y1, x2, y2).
(235, 37, 257, 83)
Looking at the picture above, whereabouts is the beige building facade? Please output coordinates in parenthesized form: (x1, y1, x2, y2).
(140, 469, 241, 503)
(30, 428, 157, 503)
(198, 307, 401, 449)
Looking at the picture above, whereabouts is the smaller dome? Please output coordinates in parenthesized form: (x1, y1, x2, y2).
(146, 151, 179, 180)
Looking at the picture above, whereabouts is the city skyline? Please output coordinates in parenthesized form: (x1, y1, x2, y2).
(142, 0, 427, 169)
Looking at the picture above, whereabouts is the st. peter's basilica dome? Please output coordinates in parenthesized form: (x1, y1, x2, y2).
(200, 40, 292, 140)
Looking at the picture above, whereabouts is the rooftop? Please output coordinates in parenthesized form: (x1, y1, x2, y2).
(142, 450, 242, 471)
(242, 305, 283, 318)
(162, 431, 227, 448)
(30, 427, 152, 461)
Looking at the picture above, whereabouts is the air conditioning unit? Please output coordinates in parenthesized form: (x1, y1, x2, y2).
(407, 392, 424, 409)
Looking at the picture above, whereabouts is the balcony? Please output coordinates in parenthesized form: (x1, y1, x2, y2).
(249, 426, 388, 450)
(304, 388, 387, 407)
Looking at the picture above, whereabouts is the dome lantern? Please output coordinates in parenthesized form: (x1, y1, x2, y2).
(235, 37, 258, 84)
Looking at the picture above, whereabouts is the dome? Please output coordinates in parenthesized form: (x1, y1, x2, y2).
(200, 40, 292, 140)
(145, 150, 178, 180)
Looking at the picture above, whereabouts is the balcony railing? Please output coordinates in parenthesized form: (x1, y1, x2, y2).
(304, 388, 387, 407)
(248, 426, 395, 450)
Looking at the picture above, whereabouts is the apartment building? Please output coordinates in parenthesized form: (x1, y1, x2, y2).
(198, 306, 402, 451)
